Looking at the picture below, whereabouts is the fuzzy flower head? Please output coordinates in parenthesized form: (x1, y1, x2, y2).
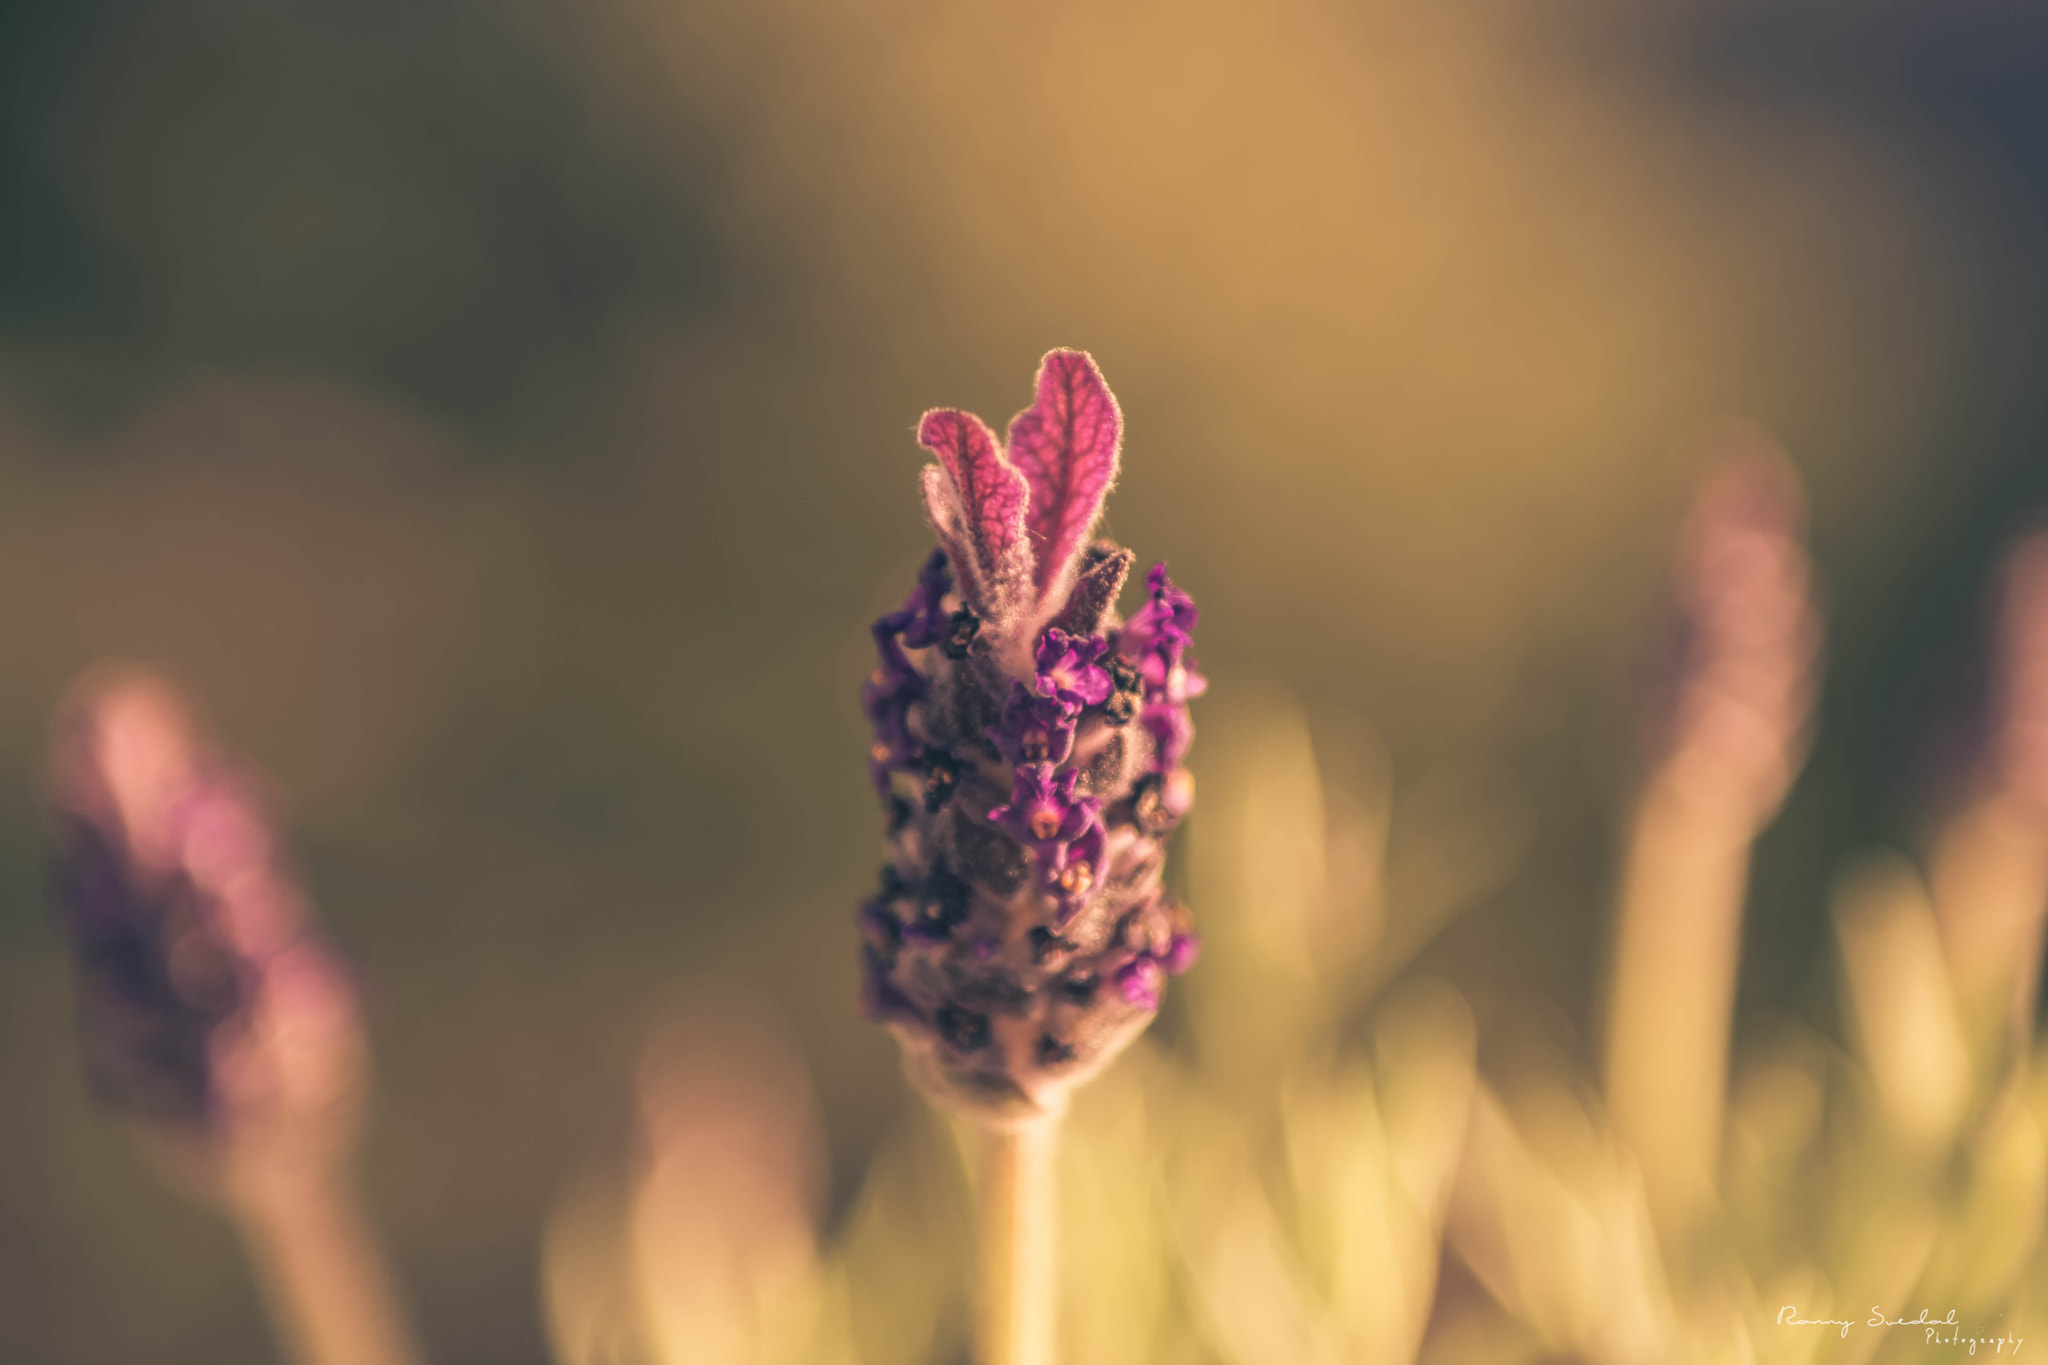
(1645, 445, 1822, 828)
(856, 351, 1203, 1124)
(47, 669, 363, 1152)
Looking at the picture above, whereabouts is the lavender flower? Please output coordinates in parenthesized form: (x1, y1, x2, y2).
(47, 670, 363, 1149)
(1642, 452, 1821, 829)
(857, 350, 1203, 1123)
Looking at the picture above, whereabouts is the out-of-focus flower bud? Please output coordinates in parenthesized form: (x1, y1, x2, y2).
(1644, 445, 1823, 832)
(47, 668, 364, 1185)
(48, 668, 422, 1365)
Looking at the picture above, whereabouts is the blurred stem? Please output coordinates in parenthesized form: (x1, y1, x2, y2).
(976, 1117, 1057, 1365)
(1931, 795, 2048, 1084)
(232, 1170, 425, 1365)
(1603, 780, 1753, 1229)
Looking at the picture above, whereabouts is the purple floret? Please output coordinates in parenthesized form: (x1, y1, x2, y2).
(1141, 701, 1194, 772)
(1033, 628, 1113, 712)
(987, 681, 1077, 767)
(1050, 818, 1108, 922)
(989, 764, 1097, 850)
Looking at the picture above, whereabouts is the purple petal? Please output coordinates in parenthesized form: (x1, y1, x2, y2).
(1142, 702, 1194, 771)
(919, 409, 1032, 608)
(1007, 351, 1122, 605)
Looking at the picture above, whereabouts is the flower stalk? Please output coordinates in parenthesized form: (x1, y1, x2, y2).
(977, 1118, 1058, 1365)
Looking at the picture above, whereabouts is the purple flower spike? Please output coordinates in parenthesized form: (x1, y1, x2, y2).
(1033, 629, 1113, 712)
(857, 352, 1205, 1123)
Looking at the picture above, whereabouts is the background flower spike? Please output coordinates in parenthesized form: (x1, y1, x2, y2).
(47, 666, 425, 1365)
(1604, 436, 1824, 1232)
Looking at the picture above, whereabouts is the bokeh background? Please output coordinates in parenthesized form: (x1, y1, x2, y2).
(2, 1, 2047, 1360)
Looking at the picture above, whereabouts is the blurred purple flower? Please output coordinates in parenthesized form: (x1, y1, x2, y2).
(1643, 449, 1821, 826)
(47, 671, 362, 1139)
